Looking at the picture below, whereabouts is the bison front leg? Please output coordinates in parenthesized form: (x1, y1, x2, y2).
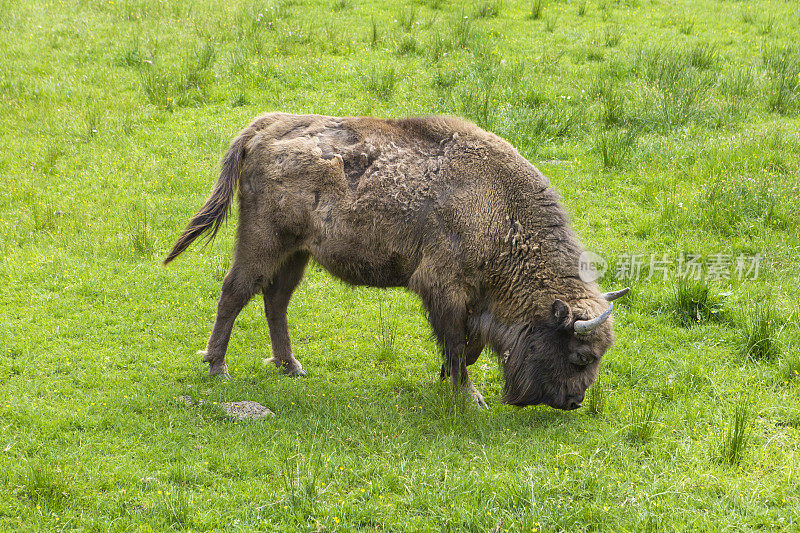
(262, 251, 310, 377)
(430, 310, 488, 409)
(439, 334, 484, 379)
(411, 265, 488, 408)
(201, 264, 259, 378)
(450, 352, 489, 410)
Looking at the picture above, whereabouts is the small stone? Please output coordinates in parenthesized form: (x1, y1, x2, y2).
(177, 396, 275, 419)
(220, 401, 275, 420)
(177, 395, 194, 406)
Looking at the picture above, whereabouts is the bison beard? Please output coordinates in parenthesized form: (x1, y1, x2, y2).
(164, 113, 628, 410)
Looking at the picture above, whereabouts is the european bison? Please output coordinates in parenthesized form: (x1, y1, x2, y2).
(165, 113, 628, 410)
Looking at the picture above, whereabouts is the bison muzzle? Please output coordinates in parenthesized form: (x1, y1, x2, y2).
(165, 113, 628, 410)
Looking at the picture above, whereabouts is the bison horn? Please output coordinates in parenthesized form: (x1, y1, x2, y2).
(574, 303, 614, 335)
(602, 287, 630, 301)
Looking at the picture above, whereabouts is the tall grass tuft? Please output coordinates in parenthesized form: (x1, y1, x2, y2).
(397, 6, 417, 32)
(630, 45, 715, 132)
(129, 202, 155, 258)
(40, 145, 63, 175)
(116, 38, 144, 67)
(428, 34, 450, 62)
(85, 104, 102, 137)
(594, 129, 636, 170)
(19, 461, 70, 508)
(154, 491, 192, 528)
(281, 452, 326, 519)
(677, 17, 694, 35)
(178, 42, 216, 105)
(518, 85, 546, 108)
(437, 62, 507, 129)
(599, 0, 612, 21)
(762, 45, 800, 115)
(276, 25, 314, 54)
(626, 397, 659, 443)
(210, 255, 229, 282)
(735, 303, 783, 361)
(687, 42, 716, 70)
(592, 80, 627, 127)
(780, 352, 800, 384)
(323, 22, 352, 55)
(455, 77, 496, 128)
(432, 67, 458, 90)
(666, 279, 727, 327)
(527, 0, 544, 20)
(719, 68, 753, 98)
(363, 65, 398, 100)
(603, 26, 621, 47)
(451, 12, 476, 50)
(377, 301, 397, 361)
(718, 402, 751, 466)
(139, 43, 216, 109)
(544, 15, 557, 33)
(368, 17, 380, 48)
(24, 191, 56, 233)
(700, 175, 789, 235)
(140, 66, 172, 108)
(475, 1, 502, 18)
(757, 15, 774, 36)
(396, 34, 420, 56)
(521, 105, 580, 143)
(229, 48, 253, 87)
(586, 378, 605, 416)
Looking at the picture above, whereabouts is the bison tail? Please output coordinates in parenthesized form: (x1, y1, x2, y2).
(163, 130, 249, 265)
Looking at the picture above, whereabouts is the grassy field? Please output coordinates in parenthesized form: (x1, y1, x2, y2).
(2, 0, 800, 530)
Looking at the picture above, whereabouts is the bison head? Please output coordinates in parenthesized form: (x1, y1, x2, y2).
(501, 288, 629, 410)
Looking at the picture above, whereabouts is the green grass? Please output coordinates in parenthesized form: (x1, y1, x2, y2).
(736, 303, 784, 361)
(625, 396, 660, 444)
(664, 279, 728, 327)
(1, 0, 800, 530)
(718, 402, 752, 467)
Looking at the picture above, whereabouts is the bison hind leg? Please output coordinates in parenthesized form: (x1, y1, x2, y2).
(263, 250, 310, 378)
(202, 262, 262, 379)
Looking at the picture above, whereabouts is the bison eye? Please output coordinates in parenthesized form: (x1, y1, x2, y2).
(568, 351, 596, 366)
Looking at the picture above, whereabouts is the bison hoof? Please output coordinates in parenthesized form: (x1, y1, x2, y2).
(208, 364, 231, 380)
(469, 384, 488, 410)
(266, 357, 307, 378)
(199, 350, 231, 380)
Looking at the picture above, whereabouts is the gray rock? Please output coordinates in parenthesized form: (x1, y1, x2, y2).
(177, 396, 275, 419)
(220, 400, 275, 420)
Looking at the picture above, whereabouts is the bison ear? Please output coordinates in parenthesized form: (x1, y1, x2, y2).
(552, 299, 573, 330)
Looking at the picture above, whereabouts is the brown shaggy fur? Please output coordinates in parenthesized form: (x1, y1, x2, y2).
(165, 113, 618, 410)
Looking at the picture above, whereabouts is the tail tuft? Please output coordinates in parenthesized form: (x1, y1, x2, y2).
(164, 131, 248, 264)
